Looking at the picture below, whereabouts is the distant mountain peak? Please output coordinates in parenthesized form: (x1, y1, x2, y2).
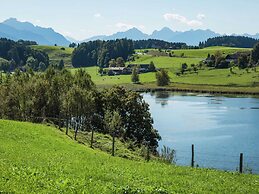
(3, 18, 35, 27)
(129, 27, 140, 31)
(160, 27, 173, 32)
(124, 27, 147, 35)
(0, 18, 70, 46)
(4, 17, 18, 22)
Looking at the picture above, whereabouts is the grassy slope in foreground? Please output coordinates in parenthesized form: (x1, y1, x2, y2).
(0, 120, 258, 193)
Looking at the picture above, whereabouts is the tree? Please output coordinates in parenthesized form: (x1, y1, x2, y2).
(38, 62, 46, 72)
(214, 51, 223, 66)
(156, 69, 170, 86)
(104, 110, 122, 156)
(69, 42, 77, 48)
(181, 63, 188, 74)
(250, 42, 259, 65)
(104, 86, 161, 152)
(109, 59, 116, 67)
(0, 38, 48, 72)
(60, 71, 73, 135)
(149, 61, 156, 72)
(72, 39, 134, 68)
(116, 57, 125, 67)
(66, 87, 95, 140)
(201, 36, 258, 48)
(26, 57, 37, 71)
(98, 67, 103, 75)
(58, 59, 64, 70)
(0, 69, 161, 155)
(0, 71, 2, 84)
(0, 58, 10, 72)
(238, 54, 249, 69)
(131, 66, 139, 83)
(74, 69, 95, 90)
(9, 59, 17, 72)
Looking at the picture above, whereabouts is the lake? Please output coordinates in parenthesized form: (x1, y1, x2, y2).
(142, 91, 259, 173)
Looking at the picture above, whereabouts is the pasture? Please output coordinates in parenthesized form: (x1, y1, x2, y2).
(0, 119, 258, 193)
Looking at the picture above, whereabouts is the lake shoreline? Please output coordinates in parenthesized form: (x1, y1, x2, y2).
(135, 87, 259, 96)
(97, 83, 259, 96)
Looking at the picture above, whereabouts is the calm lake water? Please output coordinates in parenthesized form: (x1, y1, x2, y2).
(142, 92, 259, 173)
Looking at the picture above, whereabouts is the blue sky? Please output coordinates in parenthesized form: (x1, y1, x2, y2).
(1, 0, 259, 40)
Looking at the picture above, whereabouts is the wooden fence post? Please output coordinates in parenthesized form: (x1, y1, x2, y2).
(112, 135, 115, 156)
(239, 153, 243, 173)
(58, 114, 61, 130)
(191, 144, 195, 168)
(90, 129, 94, 148)
(66, 117, 69, 135)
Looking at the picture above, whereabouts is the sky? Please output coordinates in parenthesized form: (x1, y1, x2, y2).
(1, 0, 259, 40)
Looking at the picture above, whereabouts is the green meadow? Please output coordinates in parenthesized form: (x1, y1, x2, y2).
(0, 119, 258, 193)
(31, 45, 74, 67)
(136, 46, 251, 58)
(31, 45, 259, 93)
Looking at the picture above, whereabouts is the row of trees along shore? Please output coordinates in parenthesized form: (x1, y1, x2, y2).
(0, 68, 161, 153)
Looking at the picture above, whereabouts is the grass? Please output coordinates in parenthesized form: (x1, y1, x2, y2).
(0, 119, 259, 193)
(31, 45, 259, 94)
(136, 46, 251, 58)
(31, 45, 74, 67)
(68, 65, 259, 93)
(171, 46, 251, 58)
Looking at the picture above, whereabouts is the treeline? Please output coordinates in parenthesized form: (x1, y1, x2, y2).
(72, 39, 200, 68)
(0, 68, 160, 152)
(199, 36, 258, 48)
(204, 42, 259, 69)
(133, 39, 188, 49)
(72, 39, 134, 68)
(0, 38, 49, 72)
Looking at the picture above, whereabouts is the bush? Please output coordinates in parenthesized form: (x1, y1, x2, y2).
(159, 145, 176, 164)
(131, 66, 139, 83)
(155, 69, 170, 86)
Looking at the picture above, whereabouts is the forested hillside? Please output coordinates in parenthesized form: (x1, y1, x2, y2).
(200, 36, 258, 48)
(0, 38, 49, 72)
(72, 39, 134, 67)
(133, 39, 188, 49)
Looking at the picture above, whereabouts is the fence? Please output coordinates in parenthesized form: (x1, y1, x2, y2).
(2, 116, 259, 174)
(172, 144, 259, 174)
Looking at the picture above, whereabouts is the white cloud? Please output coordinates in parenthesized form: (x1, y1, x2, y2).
(94, 13, 102, 18)
(115, 22, 145, 31)
(197, 13, 205, 20)
(163, 13, 203, 27)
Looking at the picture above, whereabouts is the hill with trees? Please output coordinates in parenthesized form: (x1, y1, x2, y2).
(0, 38, 49, 72)
(200, 36, 258, 48)
(0, 68, 160, 151)
(72, 39, 134, 68)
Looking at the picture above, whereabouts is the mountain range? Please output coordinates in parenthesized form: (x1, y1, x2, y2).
(83, 27, 222, 46)
(0, 18, 259, 46)
(82, 27, 259, 46)
(0, 18, 70, 46)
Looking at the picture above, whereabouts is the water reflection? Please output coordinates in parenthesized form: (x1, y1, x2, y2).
(142, 92, 259, 173)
